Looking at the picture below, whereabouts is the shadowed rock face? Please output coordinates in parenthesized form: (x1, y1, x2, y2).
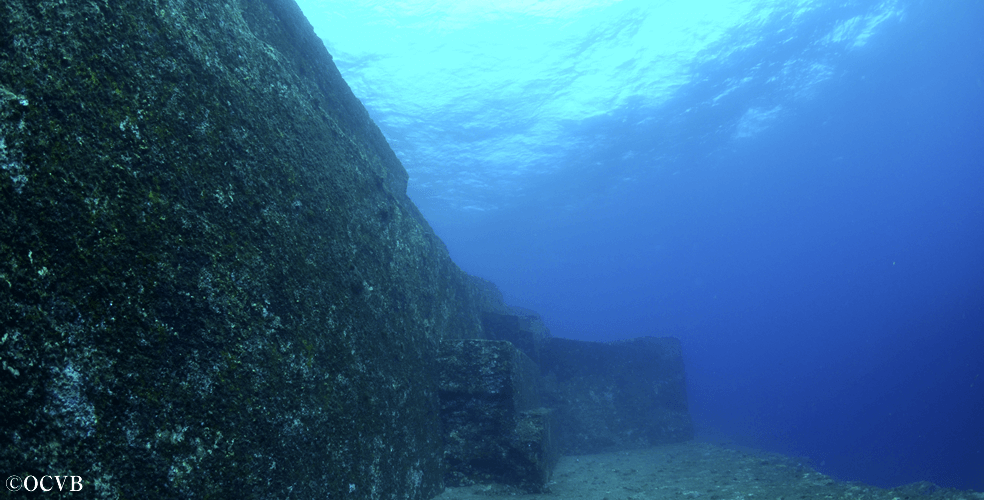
(540, 337, 694, 454)
(437, 340, 558, 493)
(0, 0, 504, 497)
(434, 335, 692, 493)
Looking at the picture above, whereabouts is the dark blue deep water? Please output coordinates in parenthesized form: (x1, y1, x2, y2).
(298, 0, 984, 490)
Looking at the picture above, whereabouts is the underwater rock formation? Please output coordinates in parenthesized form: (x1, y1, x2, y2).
(540, 337, 694, 454)
(481, 307, 553, 365)
(437, 340, 557, 492)
(0, 0, 692, 497)
(0, 0, 502, 497)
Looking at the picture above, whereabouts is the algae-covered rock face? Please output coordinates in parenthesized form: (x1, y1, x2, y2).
(0, 0, 497, 497)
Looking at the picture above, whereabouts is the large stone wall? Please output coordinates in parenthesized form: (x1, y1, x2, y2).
(0, 0, 504, 497)
(0, 0, 695, 497)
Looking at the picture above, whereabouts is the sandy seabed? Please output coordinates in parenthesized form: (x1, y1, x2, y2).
(434, 442, 983, 500)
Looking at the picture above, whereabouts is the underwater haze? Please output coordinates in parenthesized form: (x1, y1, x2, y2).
(295, 0, 984, 490)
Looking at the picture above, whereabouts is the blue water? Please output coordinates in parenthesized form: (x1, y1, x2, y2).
(296, 0, 984, 490)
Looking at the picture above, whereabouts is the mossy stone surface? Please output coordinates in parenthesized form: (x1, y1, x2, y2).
(0, 0, 501, 497)
(437, 340, 556, 492)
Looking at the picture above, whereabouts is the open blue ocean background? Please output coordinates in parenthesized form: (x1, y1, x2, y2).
(295, 0, 984, 490)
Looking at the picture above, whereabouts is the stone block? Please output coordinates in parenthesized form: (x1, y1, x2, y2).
(437, 340, 558, 492)
(540, 336, 694, 454)
(482, 307, 552, 364)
